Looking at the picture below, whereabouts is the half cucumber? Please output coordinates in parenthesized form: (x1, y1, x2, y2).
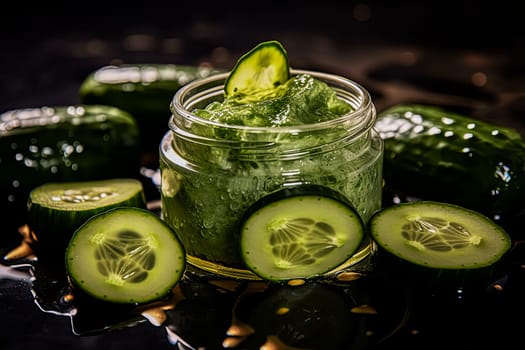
(224, 40, 290, 103)
(369, 201, 512, 270)
(239, 185, 364, 282)
(28, 178, 147, 264)
(66, 207, 186, 304)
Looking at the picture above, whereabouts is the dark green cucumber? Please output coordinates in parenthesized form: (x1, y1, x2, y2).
(239, 185, 364, 281)
(66, 207, 186, 304)
(376, 104, 525, 223)
(1, 105, 141, 231)
(78, 64, 220, 146)
(369, 201, 512, 295)
(28, 178, 147, 264)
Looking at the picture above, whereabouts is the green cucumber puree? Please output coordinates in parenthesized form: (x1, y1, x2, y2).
(193, 74, 352, 127)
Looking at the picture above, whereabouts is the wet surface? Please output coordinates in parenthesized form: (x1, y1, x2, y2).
(2, 239, 525, 349)
(1, 1, 525, 349)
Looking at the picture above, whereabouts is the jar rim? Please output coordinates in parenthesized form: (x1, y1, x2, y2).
(170, 69, 374, 135)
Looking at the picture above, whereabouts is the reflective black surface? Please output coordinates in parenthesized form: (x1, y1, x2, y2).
(1, 1, 524, 349)
(3, 233, 525, 349)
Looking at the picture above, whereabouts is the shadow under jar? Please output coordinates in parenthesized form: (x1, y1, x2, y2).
(159, 70, 384, 280)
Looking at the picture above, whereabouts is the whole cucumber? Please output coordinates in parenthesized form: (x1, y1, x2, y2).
(376, 104, 525, 225)
(78, 64, 220, 150)
(0, 105, 141, 231)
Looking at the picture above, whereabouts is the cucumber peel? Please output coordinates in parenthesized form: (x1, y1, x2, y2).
(376, 103, 525, 221)
(369, 201, 512, 270)
(239, 186, 364, 281)
(66, 207, 186, 304)
(224, 40, 290, 103)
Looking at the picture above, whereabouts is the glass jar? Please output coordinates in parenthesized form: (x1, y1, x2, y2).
(159, 69, 383, 280)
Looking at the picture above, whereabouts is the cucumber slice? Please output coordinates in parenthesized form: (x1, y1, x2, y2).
(224, 40, 290, 101)
(28, 178, 147, 262)
(369, 201, 512, 270)
(66, 207, 186, 304)
(240, 185, 365, 281)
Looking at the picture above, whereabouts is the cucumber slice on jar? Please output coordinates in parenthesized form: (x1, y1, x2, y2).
(239, 185, 365, 282)
(224, 40, 290, 102)
(66, 207, 186, 304)
(369, 201, 512, 270)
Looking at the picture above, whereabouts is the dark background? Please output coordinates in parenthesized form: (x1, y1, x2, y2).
(1, 0, 524, 121)
(1, 1, 524, 349)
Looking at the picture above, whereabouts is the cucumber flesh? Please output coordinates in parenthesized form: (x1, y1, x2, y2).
(225, 40, 290, 102)
(66, 207, 186, 304)
(29, 178, 146, 212)
(369, 201, 512, 270)
(240, 185, 364, 281)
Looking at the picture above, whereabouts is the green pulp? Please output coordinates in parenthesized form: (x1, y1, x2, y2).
(193, 74, 352, 127)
